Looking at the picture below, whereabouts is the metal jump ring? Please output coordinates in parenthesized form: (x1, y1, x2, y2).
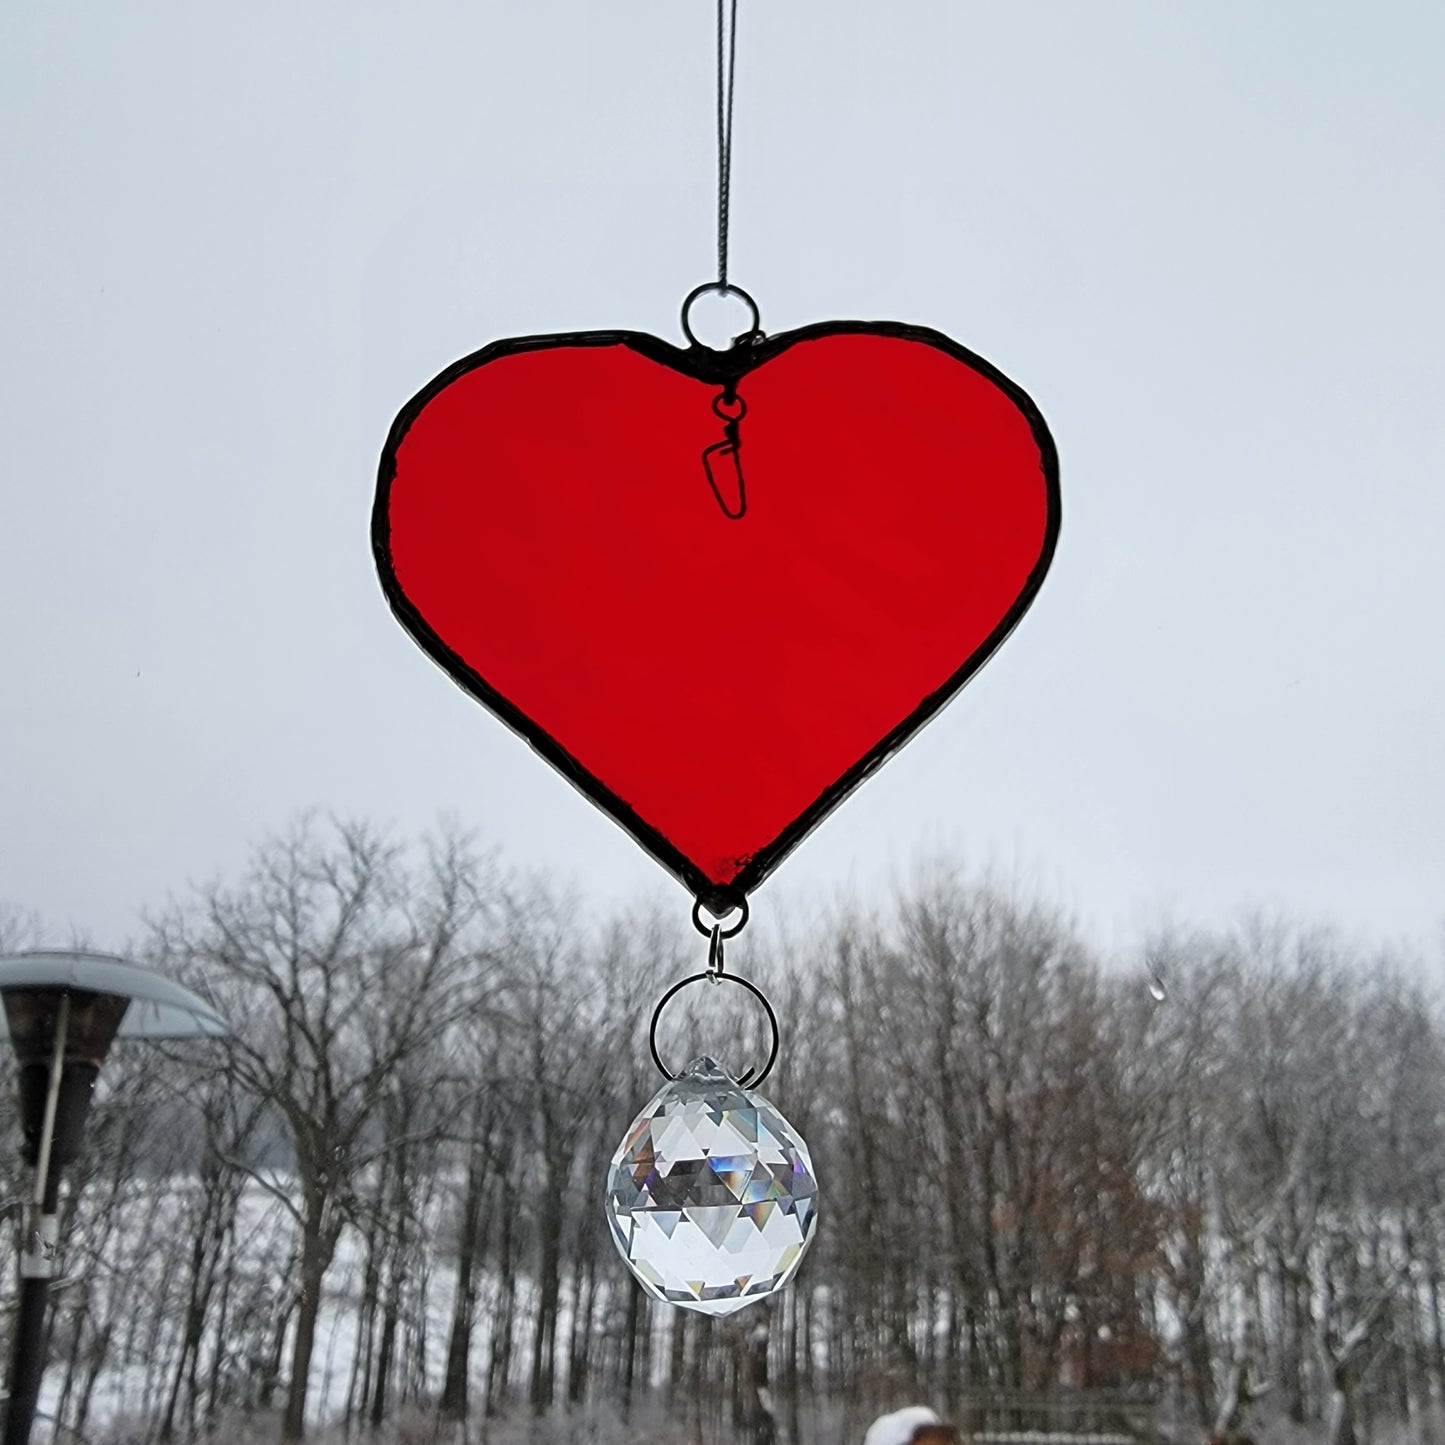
(691, 896, 750, 940)
(680, 282, 762, 350)
(648, 970, 780, 1088)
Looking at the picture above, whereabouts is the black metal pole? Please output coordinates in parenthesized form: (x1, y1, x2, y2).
(3, 1167, 61, 1445)
(3, 994, 69, 1445)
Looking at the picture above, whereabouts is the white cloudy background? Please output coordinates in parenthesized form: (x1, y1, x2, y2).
(2, 0, 1441, 954)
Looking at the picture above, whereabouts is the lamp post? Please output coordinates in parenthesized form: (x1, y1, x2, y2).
(1, 950, 229, 1445)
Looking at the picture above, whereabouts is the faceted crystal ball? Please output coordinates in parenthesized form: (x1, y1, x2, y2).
(605, 1056, 819, 1315)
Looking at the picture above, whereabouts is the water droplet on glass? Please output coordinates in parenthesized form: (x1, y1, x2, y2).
(604, 1056, 819, 1316)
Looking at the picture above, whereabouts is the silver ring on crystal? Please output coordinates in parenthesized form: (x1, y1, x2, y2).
(648, 970, 779, 1088)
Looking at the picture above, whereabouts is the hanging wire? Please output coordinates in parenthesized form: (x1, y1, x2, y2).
(716, 0, 740, 287)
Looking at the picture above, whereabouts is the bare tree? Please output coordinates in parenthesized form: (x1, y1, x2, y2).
(8, 848, 1445, 1445)
(150, 816, 495, 1441)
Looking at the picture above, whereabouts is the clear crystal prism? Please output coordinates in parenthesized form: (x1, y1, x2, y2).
(605, 1056, 819, 1315)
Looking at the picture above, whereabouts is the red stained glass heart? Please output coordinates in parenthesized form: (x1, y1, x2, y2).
(374, 321, 1059, 913)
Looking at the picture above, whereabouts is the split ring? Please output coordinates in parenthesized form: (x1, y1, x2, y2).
(691, 896, 750, 940)
(648, 970, 780, 1088)
(680, 282, 762, 351)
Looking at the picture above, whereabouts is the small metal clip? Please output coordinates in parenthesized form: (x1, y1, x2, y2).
(702, 391, 747, 519)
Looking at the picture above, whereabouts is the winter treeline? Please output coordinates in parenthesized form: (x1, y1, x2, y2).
(1, 818, 1441, 1445)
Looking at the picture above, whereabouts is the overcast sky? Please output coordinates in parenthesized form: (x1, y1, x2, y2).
(2, 1, 1441, 961)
